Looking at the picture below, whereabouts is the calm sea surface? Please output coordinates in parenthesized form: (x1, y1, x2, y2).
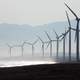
(0, 53, 78, 67)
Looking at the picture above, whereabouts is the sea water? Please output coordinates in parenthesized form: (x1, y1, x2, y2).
(0, 56, 57, 67)
(0, 53, 78, 67)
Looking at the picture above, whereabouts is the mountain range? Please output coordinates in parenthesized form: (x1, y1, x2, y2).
(0, 20, 77, 46)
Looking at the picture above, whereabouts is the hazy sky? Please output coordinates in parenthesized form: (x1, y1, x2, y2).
(0, 0, 79, 26)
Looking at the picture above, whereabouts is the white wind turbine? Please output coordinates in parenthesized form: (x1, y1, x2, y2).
(61, 28, 69, 60)
(45, 31, 56, 57)
(36, 35, 48, 57)
(53, 29, 63, 58)
(25, 39, 38, 56)
(14, 41, 26, 56)
(65, 3, 80, 61)
(6, 43, 14, 57)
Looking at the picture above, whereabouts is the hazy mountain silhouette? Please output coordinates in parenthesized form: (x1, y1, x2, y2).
(0, 20, 76, 44)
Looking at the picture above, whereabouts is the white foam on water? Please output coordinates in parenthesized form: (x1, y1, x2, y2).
(0, 60, 56, 67)
(0, 56, 57, 67)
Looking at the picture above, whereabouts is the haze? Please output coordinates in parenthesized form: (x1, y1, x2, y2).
(0, 0, 79, 26)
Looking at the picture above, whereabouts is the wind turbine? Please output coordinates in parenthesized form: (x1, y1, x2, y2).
(14, 41, 26, 56)
(45, 31, 56, 57)
(6, 43, 14, 57)
(61, 28, 69, 60)
(53, 29, 63, 58)
(25, 39, 38, 56)
(65, 3, 80, 61)
(36, 35, 48, 56)
(66, 11, 72, 61)
(36, 35, 45, 56)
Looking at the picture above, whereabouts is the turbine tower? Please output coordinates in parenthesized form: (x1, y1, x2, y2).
(25, 39, 38, 56)
(65, 3, 80, 61)
(6, 43, 13, 57)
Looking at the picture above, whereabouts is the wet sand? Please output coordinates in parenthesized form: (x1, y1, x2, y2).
(0, 63, 80, 80)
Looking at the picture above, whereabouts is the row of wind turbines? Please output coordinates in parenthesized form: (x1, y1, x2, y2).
(6, 3, 80, 62)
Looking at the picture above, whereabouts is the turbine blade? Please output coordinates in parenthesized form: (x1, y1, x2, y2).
(36, 35, 43, 43)
(66, 11, 71, 27)
(60, 36, 65, 41)
(65, 3, 78, 19)
(46, 42, 50, 49)
(60, 29, 69, 41)
(33, 39, 38, 44)
(58, 34, 63, 38)
(53, 28, 58, 38)
(64, 29, 69, 36)
(45, 31, 51, 40)
(71, 28, 76, 31)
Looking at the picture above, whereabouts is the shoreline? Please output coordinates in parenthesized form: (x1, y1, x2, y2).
(0, 63, 80, 80)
